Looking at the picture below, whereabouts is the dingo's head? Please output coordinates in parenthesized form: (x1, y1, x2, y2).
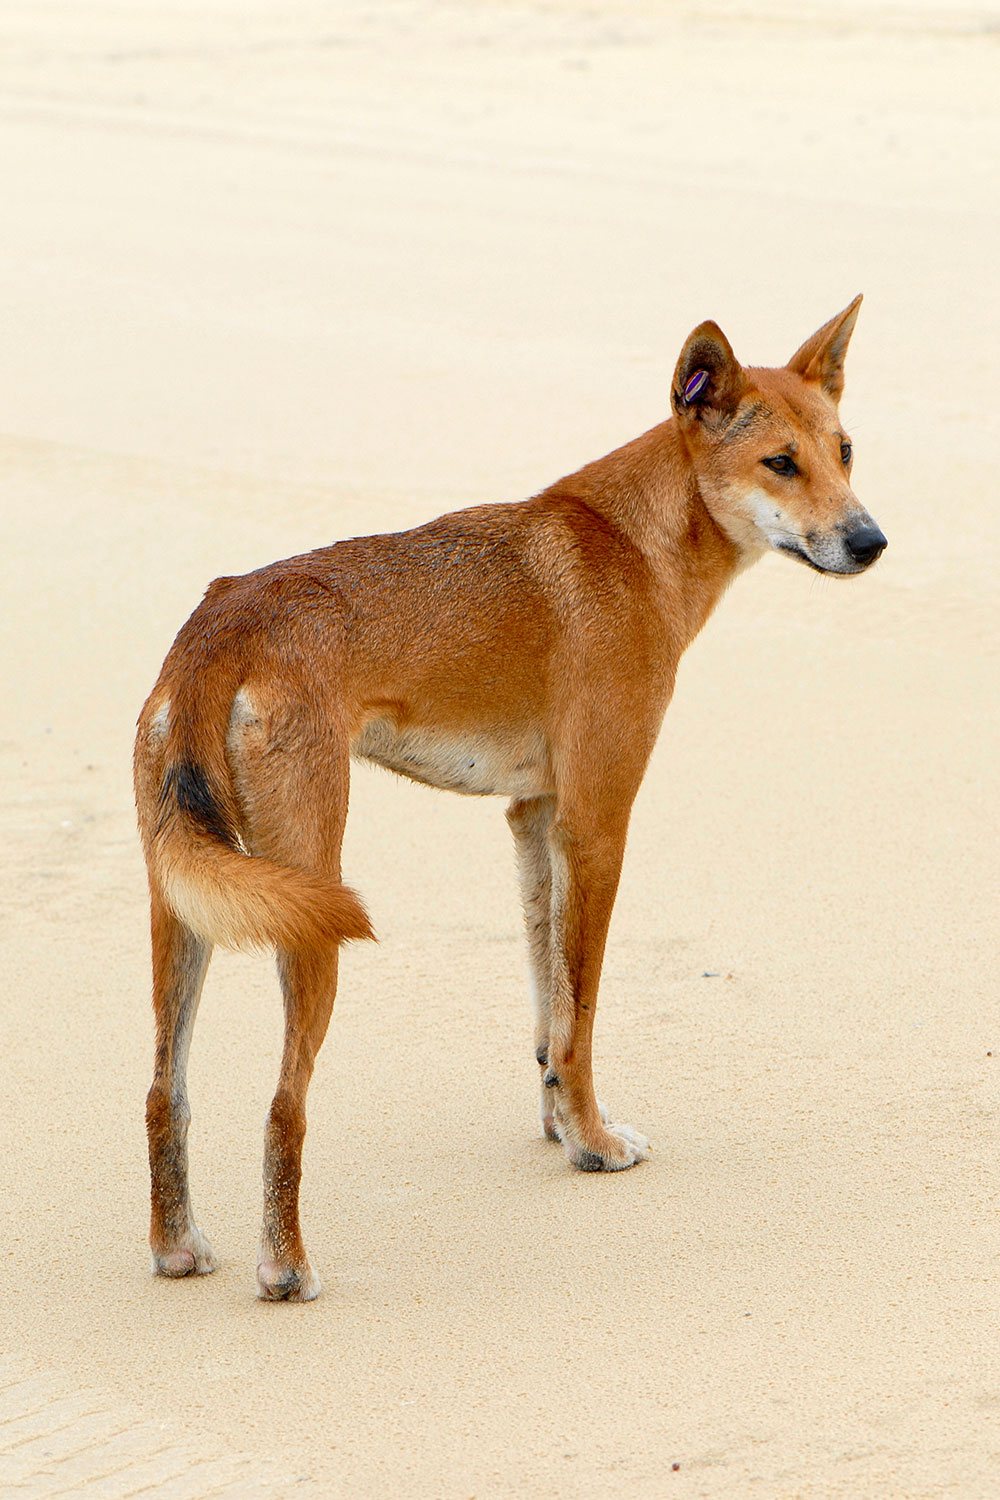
(670, 297, 885, 575)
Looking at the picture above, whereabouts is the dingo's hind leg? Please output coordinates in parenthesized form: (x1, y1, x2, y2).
(238, 711, 351, 1302)
(507, 795, 560, 1140)
(146, 889, 216, 1277)
(257, 941, 340, 1302)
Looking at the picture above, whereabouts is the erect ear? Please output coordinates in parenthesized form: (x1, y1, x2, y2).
(786, 294, 863, 403)
(670, 321, 747, 429)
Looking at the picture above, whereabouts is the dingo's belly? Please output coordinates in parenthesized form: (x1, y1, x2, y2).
(352, 719, 551, 799)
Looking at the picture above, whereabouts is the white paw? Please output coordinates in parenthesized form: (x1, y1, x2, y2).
(152, 1226, 217, 1278)
(606, 1121, 651, 1160)
(256, 1259, 322, 1303)
(568, 1119, 651, 1172)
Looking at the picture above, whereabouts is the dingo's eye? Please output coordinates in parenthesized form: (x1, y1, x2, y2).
(762, 454, 797, 476)
(840, 441, 853, 465)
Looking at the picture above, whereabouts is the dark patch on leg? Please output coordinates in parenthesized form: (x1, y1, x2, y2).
(160, 762, 237, 847)
(536, 1045, 548, 1068)
(543, 1070, 560, 1089)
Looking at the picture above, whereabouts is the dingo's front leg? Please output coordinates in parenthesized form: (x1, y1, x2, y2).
(543, 810, 650, 1171)
(507, 795, 560, 1140)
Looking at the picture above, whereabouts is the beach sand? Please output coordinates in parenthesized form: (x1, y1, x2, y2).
(2, 2, 999, 1495)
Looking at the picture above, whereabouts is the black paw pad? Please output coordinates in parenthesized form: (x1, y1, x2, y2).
(575, 1150, 605, 1172)
(543, 1070, 560, 1089)
(535, 1045, 549, 1068)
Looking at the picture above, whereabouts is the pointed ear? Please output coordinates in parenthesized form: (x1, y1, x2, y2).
(671, 321, 747, 430)
(787, 295, 863, 402)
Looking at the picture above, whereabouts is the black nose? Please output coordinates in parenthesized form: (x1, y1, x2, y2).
(844, 525, 887, 565)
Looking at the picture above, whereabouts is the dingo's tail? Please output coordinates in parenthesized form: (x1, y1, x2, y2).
(137, 668, 373, 954)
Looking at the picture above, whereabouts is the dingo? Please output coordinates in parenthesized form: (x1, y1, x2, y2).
(135, 298, 885, 1300)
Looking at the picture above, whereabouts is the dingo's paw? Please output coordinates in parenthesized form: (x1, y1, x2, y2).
(152, 1227, 217, 1278)
(256, 1258, 321, 1303)
(562, 1120, 651, 1172)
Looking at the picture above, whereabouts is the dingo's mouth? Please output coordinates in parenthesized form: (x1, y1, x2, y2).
(777, 532, 886, 576)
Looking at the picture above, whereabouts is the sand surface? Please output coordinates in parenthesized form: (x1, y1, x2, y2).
(2, 2, 999, 1496)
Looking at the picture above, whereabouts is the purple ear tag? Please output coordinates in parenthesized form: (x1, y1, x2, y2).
(684, 368, 710, 402)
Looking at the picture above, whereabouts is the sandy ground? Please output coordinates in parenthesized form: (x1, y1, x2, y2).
(1, 1, 999, 1495)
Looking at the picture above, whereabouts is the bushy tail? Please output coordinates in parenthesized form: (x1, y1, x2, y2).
(154, 797, 373, 952)
(138, 669, 373, 954)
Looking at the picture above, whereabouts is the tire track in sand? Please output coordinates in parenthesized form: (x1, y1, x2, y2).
(0, 1356, 296, 1499)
